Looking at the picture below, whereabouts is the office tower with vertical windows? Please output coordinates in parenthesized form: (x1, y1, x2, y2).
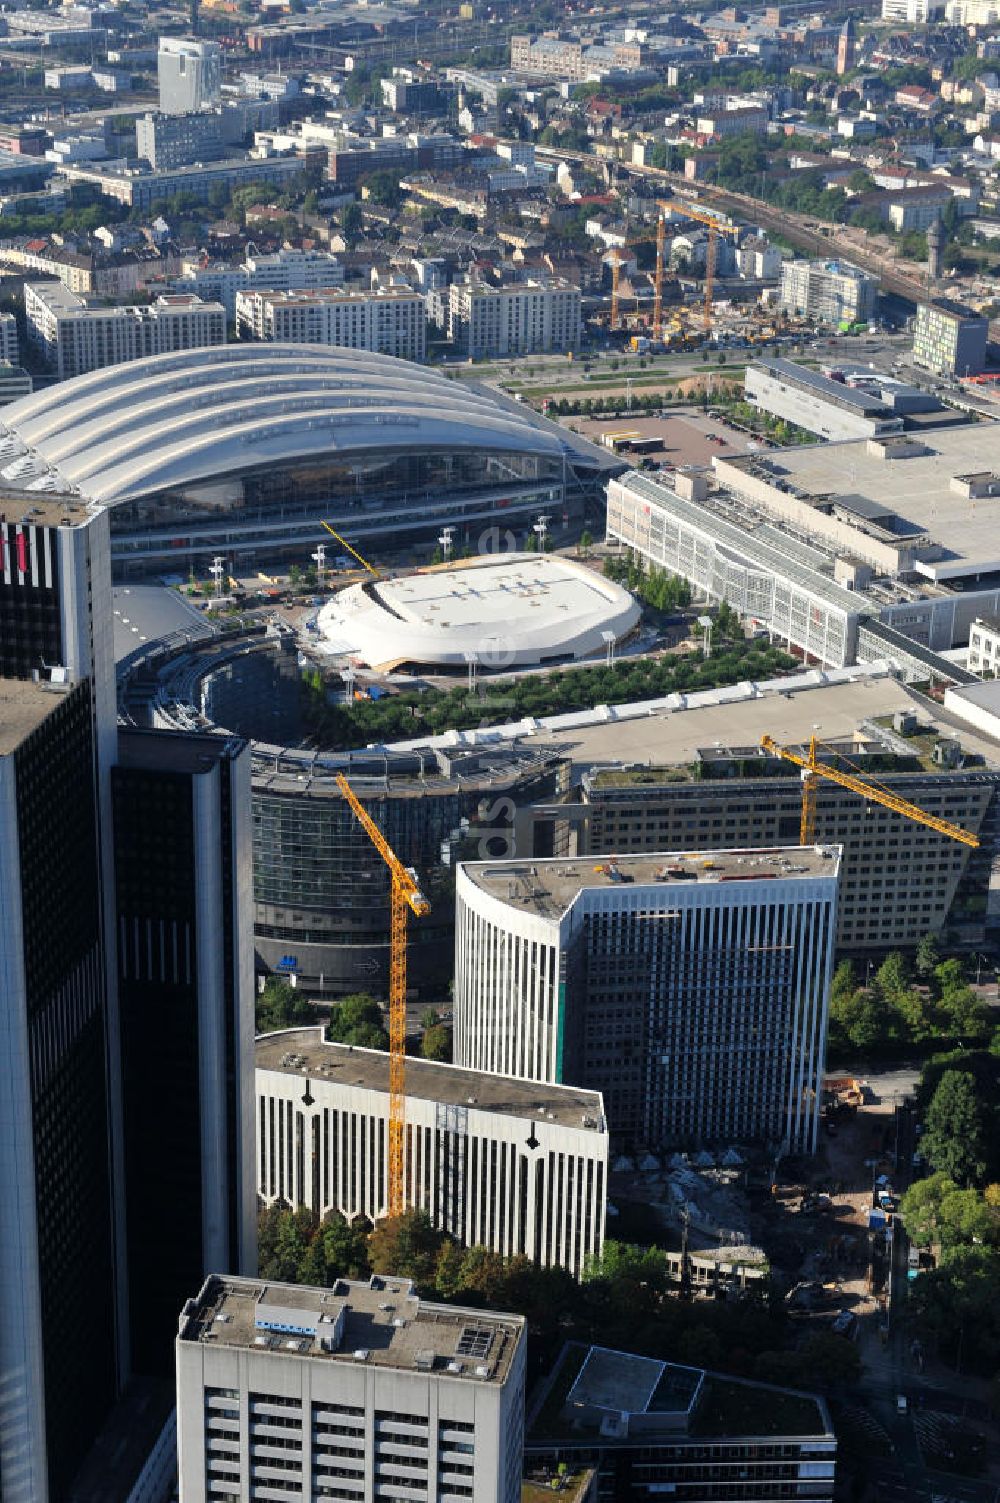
(112, 727, 257, 1377)
(176, 1273, 527, 1503)
(454, 848, 840, 1153)
(256, 1028, 608, 1276)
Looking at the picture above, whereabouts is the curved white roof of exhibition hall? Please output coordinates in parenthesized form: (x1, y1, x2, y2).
(0, 345, 564, 504)
(318, 553, 641, 670)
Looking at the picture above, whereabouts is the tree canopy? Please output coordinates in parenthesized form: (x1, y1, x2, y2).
(327, 992, 389, 1050)
(256, 978, 313, 1035)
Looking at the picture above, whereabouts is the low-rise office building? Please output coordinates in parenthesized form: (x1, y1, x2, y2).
(24, 281, 225, 379)
(527, 1344, 836, 1503)
(237, 285, 427, 361)
(256, 1028, 608, 1276)
(57, 152, 305, 211)
(455, 847, 839, 1153)
(176, 1273, 527, 1503)
(745, 359, 903, 440)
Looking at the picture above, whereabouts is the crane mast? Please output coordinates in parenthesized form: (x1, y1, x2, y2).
(335, 773, 430, 1218)
(759, 734, 981, 849)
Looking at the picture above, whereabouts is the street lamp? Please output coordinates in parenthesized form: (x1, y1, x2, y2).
(534, 515, 551, 552)
(210, 555, 225, 598)
(438, 526, 455, 563)
(311, 543, 326, 589)
(697, 614, 713, 660)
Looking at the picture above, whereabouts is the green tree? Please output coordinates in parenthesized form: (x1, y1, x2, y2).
(901, 1172, 959, 1247)
(916, 932, 941, 979)
(457, 1245, 508, 1303)
(341, 201, 362, 235)
(368, 1210, 447, 1288)
(256, 978, 313, 1035)
(940, 985, 991, 1043)
(908, 1244, 1000, 1369)
(434, 1240, 466, 1299)
(327, 993, 389, 1050)
(875, 950, 909, 999)
(923, 1070, 988, 1187)
(800, 1331, 862, 1385)
(421, 1022, 451, 1062)
(578, 529, 593, 557)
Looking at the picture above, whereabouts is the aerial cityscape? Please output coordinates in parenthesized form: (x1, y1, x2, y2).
(4, 0, 1000, 1500)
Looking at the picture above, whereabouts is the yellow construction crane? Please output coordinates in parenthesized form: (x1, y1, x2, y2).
(760, 734, 981, 849)
(335, 773, 431, 1218)
(320, 520, 380, 578)
(658, 199, 739, 333)
(609, 246, 626, 331)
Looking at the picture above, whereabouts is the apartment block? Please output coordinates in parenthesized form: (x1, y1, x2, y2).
(455, 849, 839, 1153)
(968, 615, 1000, 676)
(24, 282, 225, 380)
(256, 1028, 607, 1276)
(176, 1273, 526, 1503)
(176, 247, 344, 316)
(779, 258, 878, 326)
(0, 309, 18, 366)
(447, 279, 581, 358)
(912, 298, 988, 375)
(236, 286, 427, 361)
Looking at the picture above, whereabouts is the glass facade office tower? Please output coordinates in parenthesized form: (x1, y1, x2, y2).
(112, 728, 256, 1378)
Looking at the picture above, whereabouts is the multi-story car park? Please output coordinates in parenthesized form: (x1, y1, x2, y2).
(256, 1029, 608, 1276)
(454, 848, 839, 1153)
(0, 345, 615, 578)
(176, 1274, 527, 1503)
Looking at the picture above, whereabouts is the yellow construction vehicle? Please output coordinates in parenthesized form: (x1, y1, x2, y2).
(335, 774, 431, 1219)
(760, 733, 981, 849)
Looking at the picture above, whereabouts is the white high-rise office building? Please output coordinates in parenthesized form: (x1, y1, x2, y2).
(256, 1029, 608, 1276)
(455, 848, 840, 1153)
(176, 1274, 527, 1503)
(158, 37, 222, 114)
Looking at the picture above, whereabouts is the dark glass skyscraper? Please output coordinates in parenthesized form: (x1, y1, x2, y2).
(113, 728, 255, 1378)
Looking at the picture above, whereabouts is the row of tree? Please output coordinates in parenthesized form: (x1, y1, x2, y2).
(258, 1207, 860, 1389)
(301, 641, 797, 750)
(828, 946, 992, 1057)
(902, 1048, 1000, 1373)
(256, 982, 450, 1060)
